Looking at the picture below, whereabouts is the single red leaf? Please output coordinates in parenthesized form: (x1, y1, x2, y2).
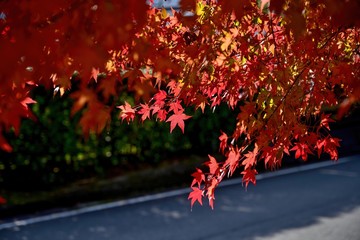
(167, 80, 182, 97)
(262, 146, 282, 169)
(242, 144, 258, 170)
(153, 90, 167, 107)
(188, 187, 203, 208)
(191, 168, 205, 187)
(138, 103, 151, 122)
(117, 101, 136, 123)
(168, 100, 184, 114)
(219, 131, 228, 153)
(156, 109, 168, 121)
(206, 178, 218, 210)
(290, 143, 312, 161)
(241, 169, 258, 189)
(323, 137, 341, 160)
(225, 148, 240, 176)
(320, 114, 335, 131)
(205, 155, 219, 175)
(166, 111, 191, 133)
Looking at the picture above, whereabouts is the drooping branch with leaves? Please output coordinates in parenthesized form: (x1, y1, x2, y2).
(0, 0, 359, 208)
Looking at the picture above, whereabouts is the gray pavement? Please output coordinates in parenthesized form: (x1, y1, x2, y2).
(1, 154, 360, 240)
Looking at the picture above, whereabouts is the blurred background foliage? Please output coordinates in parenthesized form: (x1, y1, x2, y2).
(0, 85, 237, 191)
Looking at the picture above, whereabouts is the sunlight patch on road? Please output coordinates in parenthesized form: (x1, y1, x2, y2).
(254, 206, 360, 240)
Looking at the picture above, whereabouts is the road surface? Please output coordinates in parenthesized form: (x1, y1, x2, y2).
(1, 155, 360, 240)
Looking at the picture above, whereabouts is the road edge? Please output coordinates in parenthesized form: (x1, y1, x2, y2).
(0, 154, 358, 231)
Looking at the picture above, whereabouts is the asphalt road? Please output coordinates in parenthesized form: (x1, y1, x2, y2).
(1, 155, 360, 240)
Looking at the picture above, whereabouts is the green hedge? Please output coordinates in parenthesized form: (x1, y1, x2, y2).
(0, 86, 236, 191)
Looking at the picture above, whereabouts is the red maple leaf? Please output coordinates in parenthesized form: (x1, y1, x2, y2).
(166, 111, 191, 133)
(219, 131, 228, 153)
(317, 137, 341, 160)
(168, 100, 184, 114)
(241, 169, 258, 189)
(242, 144, 259, 170)
(206, 178, 219, 210)
(117, 102, 135, 123)
(191, 168, 205, 187)
(188, 187, 203, 208)
(153, 90, 167, 107)
(320, 114, 335, 131)
(167, 80, 182, 97)
(290, 143, 312, 161)
(0, 88, 36, 136)
(261, 146, 283, 169)
(138, 103, 151, 122)
(205, 155, 219, 175)
(156, 109, 168, 121)
(316, 139, 326, 158)
(325, 137, 341, 160)
(225, 148, 240, 176)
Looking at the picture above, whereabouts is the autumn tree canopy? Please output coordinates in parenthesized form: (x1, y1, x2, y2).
(0, 0, 359, 208)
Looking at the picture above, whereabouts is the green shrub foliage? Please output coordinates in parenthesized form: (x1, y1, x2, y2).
(0, 86, 235, 190)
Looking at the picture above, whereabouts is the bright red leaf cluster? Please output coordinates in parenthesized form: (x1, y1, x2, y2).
(0, 0, 359, 208)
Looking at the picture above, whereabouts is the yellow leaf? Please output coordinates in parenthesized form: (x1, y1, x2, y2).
(269, 44, 275, 55)
(161, 8, 168, 19)
(221, 33, 232, 51)
(196, 2, 205, 16)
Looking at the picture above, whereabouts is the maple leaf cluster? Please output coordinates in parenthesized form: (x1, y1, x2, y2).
(0, 0, 359, 207)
